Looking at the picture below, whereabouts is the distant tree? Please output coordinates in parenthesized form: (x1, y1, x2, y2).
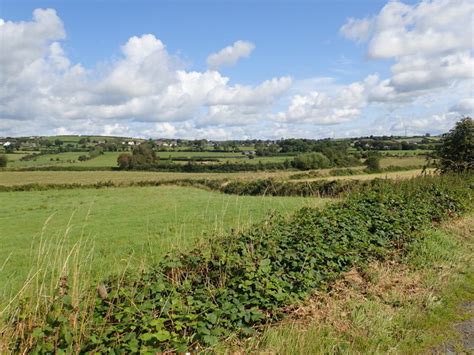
(54, 139, 64, 146)
(117, 153, 133, 169)
(0, 154, 7, 168)
(432, 117, 473, 173)
(364, 152, 381, 172)
(293, 152, 331, 170)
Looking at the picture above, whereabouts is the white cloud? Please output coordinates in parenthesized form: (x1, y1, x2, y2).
(206, 40, 255, 69)
(367, 0, 473, 59)
(340, 17, 373, 43)
(450, 98, 474, 115)
(279, 82, 366, 124)
(0, 11, 288, 136)
(1, 4, 472, 140)
(341, 0, 474, 99)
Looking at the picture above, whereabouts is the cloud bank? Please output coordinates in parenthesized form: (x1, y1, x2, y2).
(1, 1, 473, 139)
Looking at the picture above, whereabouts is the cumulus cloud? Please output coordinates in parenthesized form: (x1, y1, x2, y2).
(341, 0, 474, 99)
(339, 17, 373, 43)
(0, 10, 288, 136)
(1, 3, 472, 139)
(206, 40, 255, 69)
(278, 82, 366, 124)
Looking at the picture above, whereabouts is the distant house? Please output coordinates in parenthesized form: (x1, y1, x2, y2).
(3, 141, 11, 147)
(242, 150, 256, 155)
(155, 139, 177, 147)
(127, 141, 135, 146)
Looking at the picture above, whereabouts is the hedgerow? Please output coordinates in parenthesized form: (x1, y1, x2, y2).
(0, 178, 364, 198)
(6, 174, 473, 353)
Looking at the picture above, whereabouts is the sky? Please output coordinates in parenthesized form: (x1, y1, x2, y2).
(0, 0, 473, 139)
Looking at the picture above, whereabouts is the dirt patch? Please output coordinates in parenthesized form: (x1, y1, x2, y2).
(435, 302, 474, 354)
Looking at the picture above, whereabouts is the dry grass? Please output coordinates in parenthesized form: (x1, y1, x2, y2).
(0, 170, 297, 186)
(0, 168, 430, 187)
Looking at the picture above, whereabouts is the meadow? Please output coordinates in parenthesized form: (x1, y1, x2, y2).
(4, 149, 428, 170)
(0, 186, 329, 304)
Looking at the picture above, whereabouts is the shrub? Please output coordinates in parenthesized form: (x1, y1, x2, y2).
(0, 154, 7, 168)
(364, 152, 381, 172)
(293, 152, 331, 170)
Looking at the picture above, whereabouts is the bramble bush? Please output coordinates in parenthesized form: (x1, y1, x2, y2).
(7, 174, 473, 353)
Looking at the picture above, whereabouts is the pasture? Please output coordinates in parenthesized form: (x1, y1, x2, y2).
(0, 186, 329, 304)
(0, 166, 427, 188)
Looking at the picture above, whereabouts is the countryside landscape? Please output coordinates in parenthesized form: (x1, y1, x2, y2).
(1, 0, 473, 353)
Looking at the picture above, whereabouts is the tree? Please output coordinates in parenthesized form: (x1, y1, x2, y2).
(0, 154, 7, 168)
(293, 152, 331, 170)
(433, 117, 473, 173)
(364, 152, 381, 172)
(117, 153, 133, 169)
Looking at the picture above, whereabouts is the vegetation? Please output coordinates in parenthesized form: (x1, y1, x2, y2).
(0, 186, 326, 304)
(1, 124, 470, 353)
(3, 174, 471, 352)
(432, 117, 473, 173)
(0, 154, 7, 168)
(249, 214, 473, 353)
(292, 152, 331, 170)
(364, 152, 381, 172)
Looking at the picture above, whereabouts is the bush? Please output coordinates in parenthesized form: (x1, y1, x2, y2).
(0, 154, 7, 168)
(293, 152, 331, 170)
(364, 152, 381, 172)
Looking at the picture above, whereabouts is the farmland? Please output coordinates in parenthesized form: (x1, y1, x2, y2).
(0, 186, 329, 304)
(0, 127, 471, 354)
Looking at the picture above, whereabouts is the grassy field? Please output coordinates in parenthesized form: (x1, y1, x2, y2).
(380, 149, 431, 156)
(0, 170, 297, 185)
(379, 155, 426, 168)
(0, 186, 329, 304)
(4, 150, 427, 170)
(5, 151, 291, 169)
(0, 167, 429, 187)
(293, 169, 428, 182)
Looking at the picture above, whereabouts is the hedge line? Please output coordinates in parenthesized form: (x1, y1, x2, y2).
(0, 178, 370, 198)
(9, 174, 473, 353)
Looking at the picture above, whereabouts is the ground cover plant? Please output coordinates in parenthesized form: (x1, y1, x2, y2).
(3, 174, 471, 352)
(248, 213, 473, 353)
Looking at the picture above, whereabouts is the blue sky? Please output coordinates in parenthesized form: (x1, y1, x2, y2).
(0, 0, 472, 139)
(2, 0, 392, 82)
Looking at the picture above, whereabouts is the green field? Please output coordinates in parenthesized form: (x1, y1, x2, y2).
(379, 156, 426, 167)
(380, 149, 431, 156)
(4, 149, 426, 171)
(5, 151, 291, 169)
(0, 186, 329, 303)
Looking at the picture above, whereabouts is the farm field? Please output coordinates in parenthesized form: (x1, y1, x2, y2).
(0, 170, 296, 185)
(379, 149, 431, 156)
(0, 186, 330, 304)
(294, 169, 428, 182)
(0, 167, 427, 187)
(4, 149, 426, 171)
(379, 156, 426, 168)
(5, 151, 291, 169)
